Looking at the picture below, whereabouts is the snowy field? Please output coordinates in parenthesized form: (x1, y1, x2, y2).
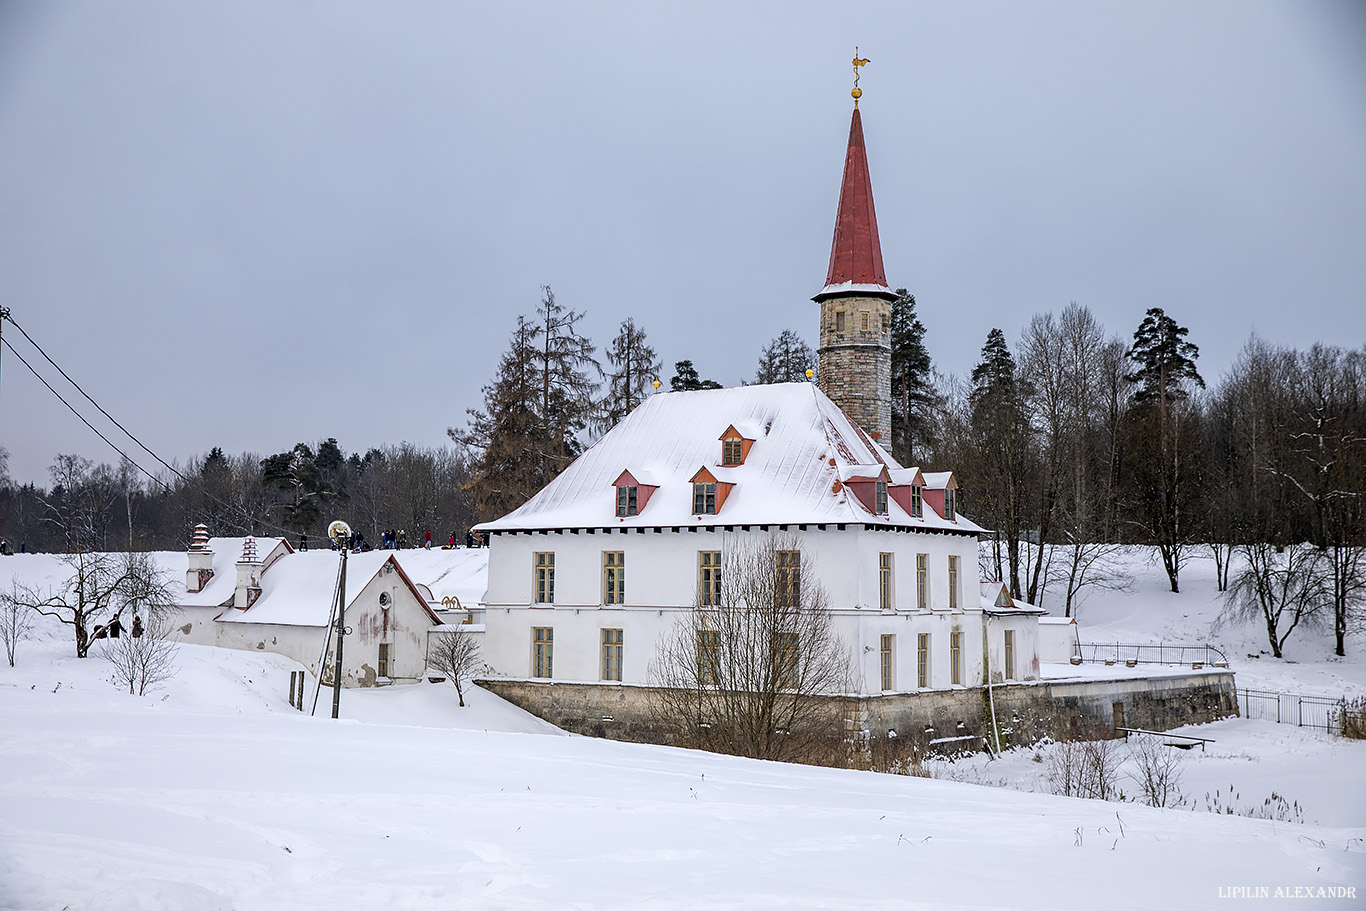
(2, 548, 1364, 909)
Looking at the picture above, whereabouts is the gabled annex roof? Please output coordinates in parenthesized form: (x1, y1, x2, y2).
(175, 537, 290, 608)
(476, 382, 982, 534)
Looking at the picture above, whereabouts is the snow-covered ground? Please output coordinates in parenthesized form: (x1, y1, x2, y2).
(1, 547, 1364, 909)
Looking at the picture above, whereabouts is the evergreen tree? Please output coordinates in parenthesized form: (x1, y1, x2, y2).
(670, 360, 722, 391)
(451, 316, 544, 521)
(260, 442, 324, 536)
(752, 329, 815, 385)
(534, 286, 600, 484)
(599, 317, 660, 430)
(889, 290, 936, 467)
(1126, 308, 1205, 407)
(967, 328, 1035, 598)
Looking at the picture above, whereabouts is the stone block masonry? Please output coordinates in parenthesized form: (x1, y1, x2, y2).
(818, 294, 892, 442)
(477, 671, 1239, 761)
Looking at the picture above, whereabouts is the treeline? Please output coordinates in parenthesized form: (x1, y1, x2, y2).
(906, 302, 1364, 657)
(0, 441, 475, 554)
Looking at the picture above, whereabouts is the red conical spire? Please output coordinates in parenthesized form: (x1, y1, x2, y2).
(821, 107, 891, 293)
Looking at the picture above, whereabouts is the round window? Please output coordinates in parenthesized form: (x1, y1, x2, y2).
(379, 592, 391, 608)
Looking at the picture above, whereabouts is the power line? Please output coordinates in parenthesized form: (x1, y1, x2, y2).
(0, 312, 302, 540)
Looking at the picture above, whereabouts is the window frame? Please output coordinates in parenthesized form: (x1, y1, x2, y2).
(875, 480, 888, 515)
(910, 485, 923, 518)
(944, 487, 956, 520)
(1004, 629, 1016, 681)
(917, 632, 930, 689)
(878, 552, 892, 611)
(775, 550, 801, 608)
(693, 481, 717, 515)
(534, 552, 555, 604)
(950, 630, 963, 686)
(721, 437, 743, 466)
(915, 553, 928, 611)
(948, 555, 960, 611)
(532, 626, 554, 678)
(601, 628, 623, 681)
(835, 311, 846, 333)
(698, 629, 722, 686)
(860, 311, 870, 332)
(616, 485, 638, 517)
(772, 631, 799, 690)
(602, 551, 625, 605)
(377, 642, 391, 678)
(698, 550, 722, 606)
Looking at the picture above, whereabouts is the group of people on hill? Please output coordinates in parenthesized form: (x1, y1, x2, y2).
(91, 613, 144, 641)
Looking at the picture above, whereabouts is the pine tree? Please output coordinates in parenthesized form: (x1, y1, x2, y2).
(753, 329, 815, 385)
(1126, 308, 1204, 407)
(599, 317, 660, 430)
(889, 290, 936, 467)
(670, 360, 722, 391)
(534, 286, 600, 485)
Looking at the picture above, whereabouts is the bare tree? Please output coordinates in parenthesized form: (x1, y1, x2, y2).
(1221, 541, 1326, 658)
(0, 585, 35, 667)
(101, 611, 180, 695)
(1126, 734, 1186, 808)
(427, 627, 483, 707)
(8, 550, 176, 657)
(651, 534, 854, 763)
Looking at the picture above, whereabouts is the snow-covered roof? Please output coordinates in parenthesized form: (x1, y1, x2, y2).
(979, 581, 1046, 615)
(922, 471, 954, 490)
(175, 537, 289, 607)
(814, 280, 894, 298)
(477, 383, 983, 533)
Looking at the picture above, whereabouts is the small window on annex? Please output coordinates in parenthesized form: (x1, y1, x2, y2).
(378, 642, 391, 678)
(1004, 629, 1016, 681)
(693, 482, 717, 515)
(616, 485, 638, 517)
(722, 437, 743, 466)
(534, 552, 555, 604)
(601, 628, 623, 681)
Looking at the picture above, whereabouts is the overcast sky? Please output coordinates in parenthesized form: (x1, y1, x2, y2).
(1, 1, 1363, 486)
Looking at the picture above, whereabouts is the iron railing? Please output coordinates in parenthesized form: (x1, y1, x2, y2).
(1077, 642, 1229, 667)
(1237, 689, 1348, 734)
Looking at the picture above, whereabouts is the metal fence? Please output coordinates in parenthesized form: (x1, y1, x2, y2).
(1077, 641, 1229, 667)
(1238, 689, 1348, 734)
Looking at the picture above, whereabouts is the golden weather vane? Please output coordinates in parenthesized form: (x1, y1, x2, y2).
(851, 47, 870, 107)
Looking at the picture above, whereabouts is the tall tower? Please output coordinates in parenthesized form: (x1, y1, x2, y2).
(815, 55, 895, 443)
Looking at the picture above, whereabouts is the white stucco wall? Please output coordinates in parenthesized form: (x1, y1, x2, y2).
(479, 525, 1031, 694)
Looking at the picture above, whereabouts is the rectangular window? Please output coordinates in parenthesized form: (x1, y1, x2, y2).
(603, 551, 625, 604)
(722, 438, 742, 465)
(880, 634, 894, 691)
(916, 553, 928, 610)
(917, 632, 930, 688)
(772, 631, 798, 689)
(377, 642, 391, 678)
(875, 480, 888, 515)
(693, 482, 717, 515)
(836, 311, 846, 333)
(948, 555, 960, 610)
(911, 485, 923, 518)
(860, 311, 870, 332)
(698, 629, 722, 686)
(775, 550, 801, 607)
(878, 553, 892, 610)
(950, 631, 963, 685)
(534, 552, 555, 604)
(945, 487, 956, 520)
(1004, 629, 1016, 681)
(616, 485, 638, 517)
(533, 627, 554, 678)
(698, 551, 722, 606)
(601, 628, 623, 681)
(880, 314, 888, 335)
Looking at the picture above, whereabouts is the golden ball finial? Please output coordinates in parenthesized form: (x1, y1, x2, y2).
(805, 368, 814, 380)
(652, 378, 661, 390)
(851, 87, 862, 100)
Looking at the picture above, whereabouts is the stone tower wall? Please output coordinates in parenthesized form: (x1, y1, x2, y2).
(818, 293, 892, 442)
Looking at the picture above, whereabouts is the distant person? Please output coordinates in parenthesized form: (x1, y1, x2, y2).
(131, 615, 144, 638)
(0, 538, 11, 556)
(424, 529, 432, 549)
(300, 532, 309, 552)
(398, 529, 407, 549)
(465, 531, 475, 548)
(107, 615, 123, 639)
(92, 624, 107, 640)
(448, 532, 456, 549)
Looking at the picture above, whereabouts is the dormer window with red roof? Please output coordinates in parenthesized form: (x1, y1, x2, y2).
(717, 425, 756, 466)
(690, 466, 735, 515)
(875, 480, 888, 515)
(911, 484, 923, 517)
(944, 488, 956, 521)
(610, 469, 658, 518)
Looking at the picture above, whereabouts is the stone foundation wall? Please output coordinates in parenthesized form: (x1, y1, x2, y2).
(477, 671, 1239, 762)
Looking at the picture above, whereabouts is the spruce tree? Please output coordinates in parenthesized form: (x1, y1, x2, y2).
(889, 290, 935, 467)
(599, 317, 660, 430)
(670, 360, 722, 391)
(534, 286, 600, 484)
(753, 329, 815, 384)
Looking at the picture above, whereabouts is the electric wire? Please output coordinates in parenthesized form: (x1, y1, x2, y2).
(0, 314, 304, 541)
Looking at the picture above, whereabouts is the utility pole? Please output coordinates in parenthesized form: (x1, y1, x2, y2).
(328, 520, 352, 719)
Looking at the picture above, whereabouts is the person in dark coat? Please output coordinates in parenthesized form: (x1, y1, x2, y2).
(300, 532, 309, 552)
(107, 615, 123, 639)
(131, 615, 144, 638)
